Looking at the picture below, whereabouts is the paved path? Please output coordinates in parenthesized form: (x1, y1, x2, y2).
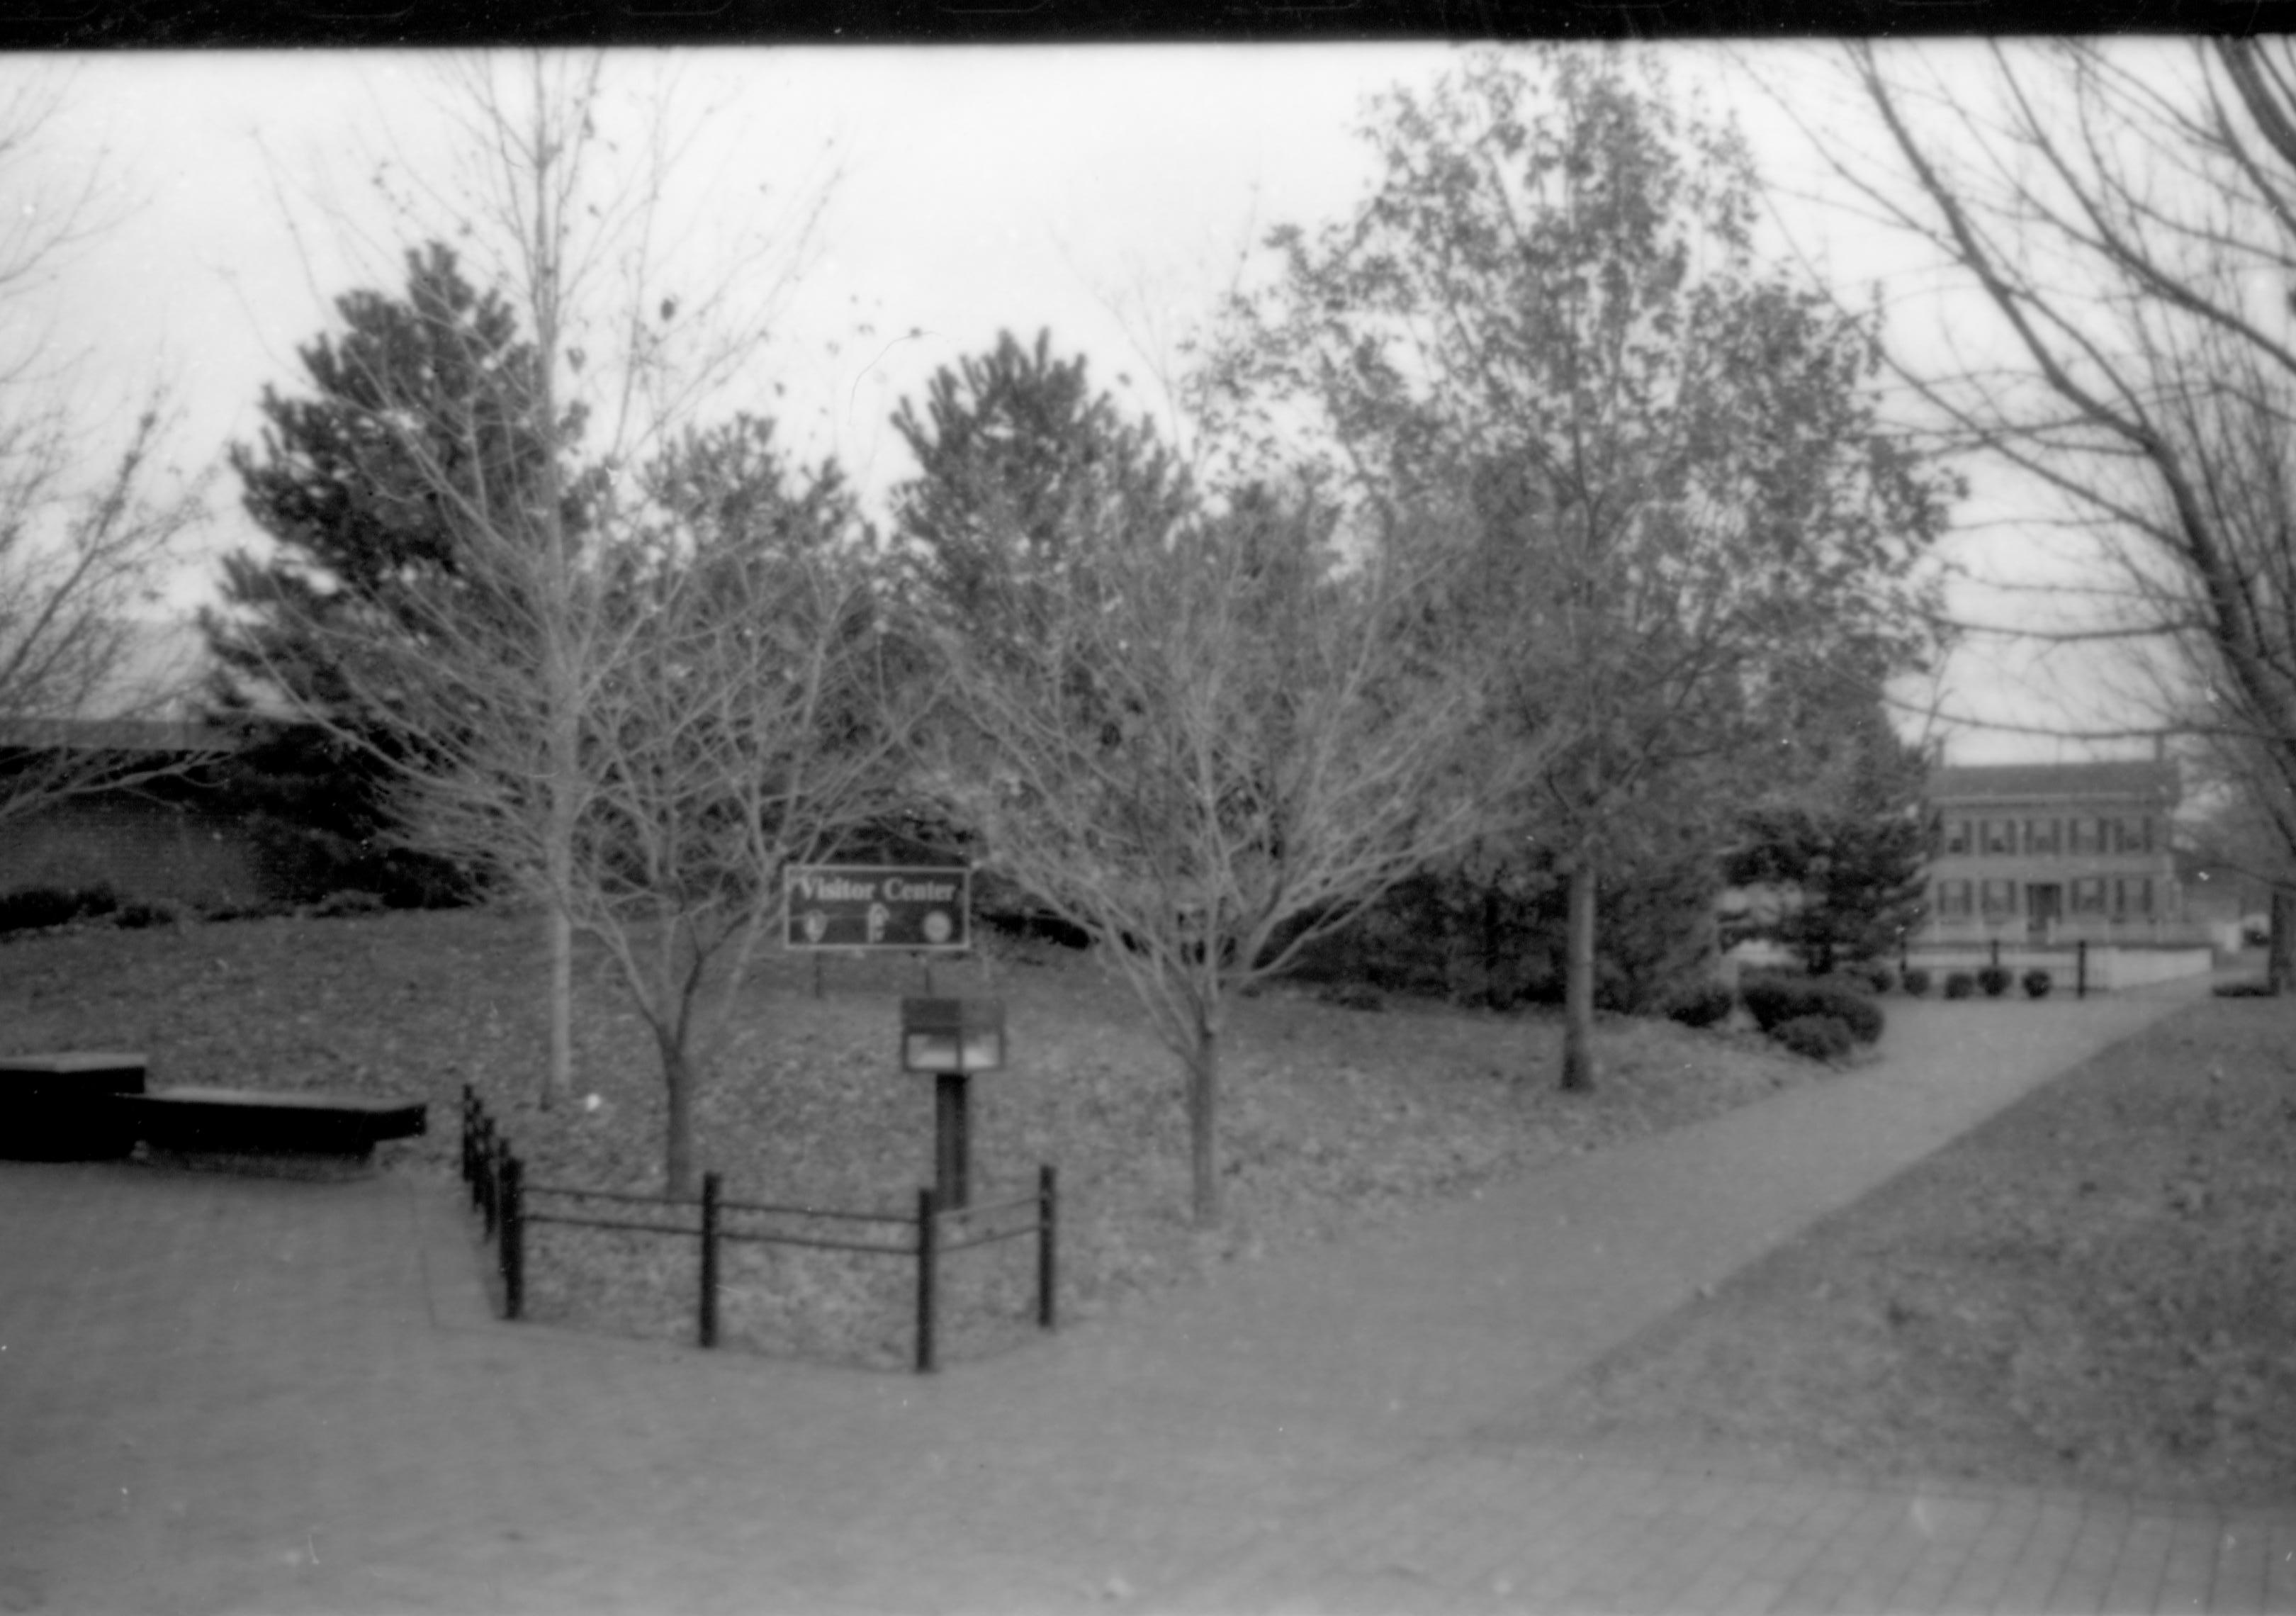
(5, 977, 2288, 1613)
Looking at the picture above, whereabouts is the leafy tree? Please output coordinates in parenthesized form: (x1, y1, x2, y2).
(1202, 46, 1952, 1089)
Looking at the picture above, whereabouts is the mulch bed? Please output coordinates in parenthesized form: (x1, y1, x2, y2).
(4, 904, 1838, 1369)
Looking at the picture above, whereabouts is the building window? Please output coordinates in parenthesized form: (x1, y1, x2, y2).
(1986, 820, 2015, 855)
(2071, 877, 2106, 913)
(2117, 817, 2154, 853)
(1981, 879, 2018, 916)
(1935, 879, 1972, 917)
(2026, 817, 2060, 854)
(2068, 819, 2095, 854)
(1945, 819, 1969, 855)
(2115, 877, 2154, 915)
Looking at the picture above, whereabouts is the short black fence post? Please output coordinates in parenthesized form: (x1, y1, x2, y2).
(474, 1112, 495, 1223)
(1037, 1164, 1057, 1333)
(699, 1172, 721, 1350)
(915, 1188, 938, 1374)
(500, 1153, 524, 1321)
(2077, 938, 2089, 999)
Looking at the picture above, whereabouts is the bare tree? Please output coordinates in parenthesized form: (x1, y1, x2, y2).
(351, 415, 908, 1195)
(0, 68, 210, 826)
(243, 52, 837, 1106)
(924, 483, 1503, 1228)
(1825, 40, 2296, 986)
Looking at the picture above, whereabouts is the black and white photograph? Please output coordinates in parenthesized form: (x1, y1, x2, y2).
(3, 35, 2294, 1613)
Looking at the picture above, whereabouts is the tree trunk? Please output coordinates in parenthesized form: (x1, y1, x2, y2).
(1561, 855, 1598, 1092)
(1188, 1022, 1221, 1228)
(659, 1027, 697, 1201)
(2270, 887, 2295, 996)
(541, 827, 575, 1110)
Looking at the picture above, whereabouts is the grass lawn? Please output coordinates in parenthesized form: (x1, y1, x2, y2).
(1509, 988, 2296, 1504)
(3, 904, 1828, 1367)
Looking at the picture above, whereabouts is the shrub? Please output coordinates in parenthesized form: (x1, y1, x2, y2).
(310, 889, 388, 919)
(1740, 974, 1885, 1045)
(1977, 965, 2012, 998)
(1901, 967, 1932, 997)
(1855, 961, 1897, 995)
(1317, 982, 1387, 1013)
(1944, 971, 1977, 1000)
(112, 899, 185, 930)
(0, 884, 120, 936)
(1772, 1014, 1855, 1062)
(1660, 981, 1735, 1030)
(2022, 968, 2052, 999)
(2213, 979, 2279, 998)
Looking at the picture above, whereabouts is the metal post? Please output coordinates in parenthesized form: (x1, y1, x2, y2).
(699, 1172, 721, 1350)
(935, 1072, 970, 1211)
(916, 1188, 938, 1374)
(1037, 1164, 1057, 1332)
(473, 1112, 493, 1219)
(480, 1123, 499, 1234)
(500, 1154, 524, 1321)
(2077, 938, 2088, 1000)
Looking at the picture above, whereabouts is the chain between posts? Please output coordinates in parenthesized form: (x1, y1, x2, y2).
(458, 1086, 1054, 1374)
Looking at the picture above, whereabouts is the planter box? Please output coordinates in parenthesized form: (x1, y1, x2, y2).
(118, 1087, 427, 1159)
(0, 1053, 147, 1160)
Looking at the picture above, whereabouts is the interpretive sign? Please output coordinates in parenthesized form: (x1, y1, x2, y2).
(783, 865, 971, 951)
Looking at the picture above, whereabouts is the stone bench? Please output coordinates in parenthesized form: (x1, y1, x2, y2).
(1, 1053, 148, 1160)
(118, 1087, 427, 1160)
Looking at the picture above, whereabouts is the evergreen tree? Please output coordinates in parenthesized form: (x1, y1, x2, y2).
(203, 241, 574, 734)
(1726, 700, 1931, 975)
(889, 327, 1189, 645)
(201, 242, 585, 899)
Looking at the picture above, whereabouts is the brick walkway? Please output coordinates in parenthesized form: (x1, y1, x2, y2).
(5, 977, 2288, 1614)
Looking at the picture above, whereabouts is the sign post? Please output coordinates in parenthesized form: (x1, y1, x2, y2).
(899, 997, 1006, 1211)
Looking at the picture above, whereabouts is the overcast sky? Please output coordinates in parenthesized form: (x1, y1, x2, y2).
(7, 42, 2173, 768)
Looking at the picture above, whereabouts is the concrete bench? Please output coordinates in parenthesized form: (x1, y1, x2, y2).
(116, 1087, 427, 1160)
(1, 1053, 147, 1160)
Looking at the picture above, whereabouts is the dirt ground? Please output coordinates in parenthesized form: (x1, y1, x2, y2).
(1506, 990, 2296, 1505)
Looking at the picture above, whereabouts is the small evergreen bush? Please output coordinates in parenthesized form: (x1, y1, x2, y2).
(1978, 965, 2013, 998)
(1901, 967, 1932, 997)
(1855, 961, 1897, 995)
(1944, 971, 1978, 1000)
(1740, 975, 1884, 1044)
(1772, 1014, 1855, 1062)
(2213, 980, 2279, 998)
(2022, 968, 2052, 999)
(1660, 981, 1735, 1030)
(112, 899, 184, 930)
